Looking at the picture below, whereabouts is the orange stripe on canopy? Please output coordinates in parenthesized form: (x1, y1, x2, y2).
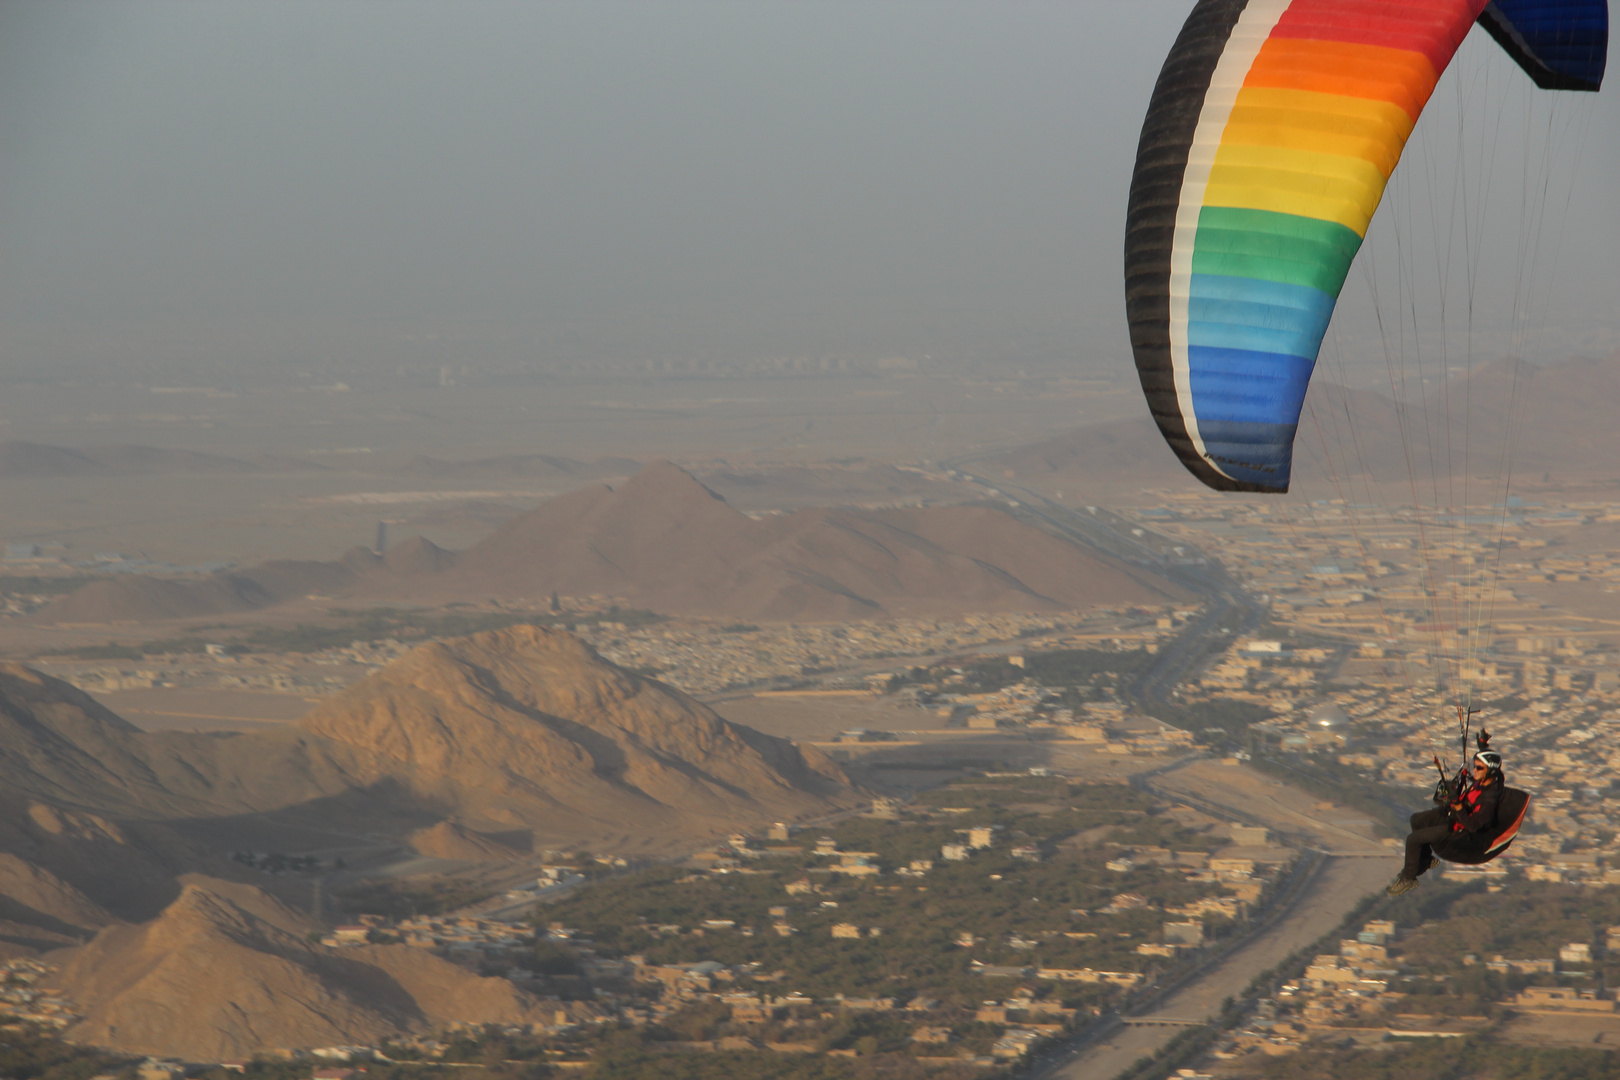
(1245, 38, 1441, 119)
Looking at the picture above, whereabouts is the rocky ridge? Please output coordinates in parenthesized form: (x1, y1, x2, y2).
(0, 631, 853, 934)
(296, 624, 852, 841)
(423, 461, 1186, 618)
(36, 460, 1185, 624)
(56, 877, 545, 1061)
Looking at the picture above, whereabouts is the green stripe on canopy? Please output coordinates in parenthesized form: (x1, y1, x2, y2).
(1191, 207, 1363, 297)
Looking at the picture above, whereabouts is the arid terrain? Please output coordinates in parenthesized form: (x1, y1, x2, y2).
(6, 2, 1617, 1070)
(56, 877, 550, 1061)
(0, 371, 1139, 569)
(19, 459, 1186, 628)
(1, 356, 1618, 1072)
(0, 625, 859, 963)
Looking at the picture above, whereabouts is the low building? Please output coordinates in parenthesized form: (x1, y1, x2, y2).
(1163, 920, 1205, 946)
(1515, 987, 1616, 1013)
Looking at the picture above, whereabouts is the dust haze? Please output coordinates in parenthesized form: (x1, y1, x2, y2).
(2, 2, 1620, 1074)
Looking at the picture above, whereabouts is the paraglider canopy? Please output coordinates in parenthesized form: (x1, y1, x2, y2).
(1124, 0, 1608, 494)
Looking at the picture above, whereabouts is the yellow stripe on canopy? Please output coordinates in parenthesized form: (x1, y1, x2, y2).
(1223, 87, 1415, 178)
(1204, 142, 1389, 235)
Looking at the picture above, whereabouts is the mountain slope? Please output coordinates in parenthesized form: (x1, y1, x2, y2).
(0, 663, 366, 823)
(407, 820, 525, 861)
(36, 548, 385, 624)
(58, 877, 544, 1060)
(0, 633, 855, 853)
(0, 791, 212, 929)
(36, 461, 1186, 624)
(297, 624, 853, 842)
(0, 664, 193, 817)
(420, 461, 1187, 618)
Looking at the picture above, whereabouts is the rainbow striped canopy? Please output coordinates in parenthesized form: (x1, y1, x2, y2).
(1125, 0, 1608, 493)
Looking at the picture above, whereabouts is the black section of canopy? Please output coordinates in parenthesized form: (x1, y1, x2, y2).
(1123, 0, 1281, 494)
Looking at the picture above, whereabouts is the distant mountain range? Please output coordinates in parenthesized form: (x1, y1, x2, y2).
(38, 460, 1187, 624)
(0, 441, 642, 480)
(978, 353, 1620, 499)
(414, 460, 1186, 619)
(39, 547, 391, 622)
(0, 441, 324, 477)
(388, 452, 640, 478)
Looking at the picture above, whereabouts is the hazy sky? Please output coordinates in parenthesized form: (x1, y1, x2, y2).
(2, 1, 1617, 383)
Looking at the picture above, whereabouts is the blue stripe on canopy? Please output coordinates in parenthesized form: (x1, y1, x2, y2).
(1196, 420, 1299, 488)
(1187, 343, 1317, 427)
(1481, 0, 1609, 91)
(1188, 274, 1338, 360)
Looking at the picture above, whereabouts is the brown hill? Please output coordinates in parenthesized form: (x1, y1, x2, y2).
(0, 666, 314, 925)
(297, 625, 854, 844)
(0, 847, 112, 955)
(413, 461, 1186, 618)
(383, 535, 456, 576)
(0, 663, 374, 828)
(0, 636, 853, 1022)
(36, 574, 275, 623)
(407, 821, 525, 861)
(0, 634, 854, 853)
(0, 790, 203, 933)
(37, 461, 1183, 624)
(57, 877, 544, 1060)
(0, 664, 198, 817)
(36, 547, 384, 624)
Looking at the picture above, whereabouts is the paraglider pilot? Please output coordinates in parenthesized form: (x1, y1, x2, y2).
(1387, 733, 1504, 896)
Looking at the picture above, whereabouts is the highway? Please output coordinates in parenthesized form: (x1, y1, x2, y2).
(945, 464, 1268, 700)
(943, 466, 1394, 1080)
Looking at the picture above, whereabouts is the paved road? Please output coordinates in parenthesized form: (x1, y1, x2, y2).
(945, 466, 1198, 572)
(941, 470, 1262, 708)
(959, 515, 1393, 1080)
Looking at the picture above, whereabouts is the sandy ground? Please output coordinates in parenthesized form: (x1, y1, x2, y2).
(91, 687, 318, 731)
(1499, 1010, 1620, 1047)
(709, 694, 1224, 785)
(1516, 581, 1620, 628)
(708, 692, 950, 742)
(0, 593, 416, 658)
(1154, 759, 1389, 849)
